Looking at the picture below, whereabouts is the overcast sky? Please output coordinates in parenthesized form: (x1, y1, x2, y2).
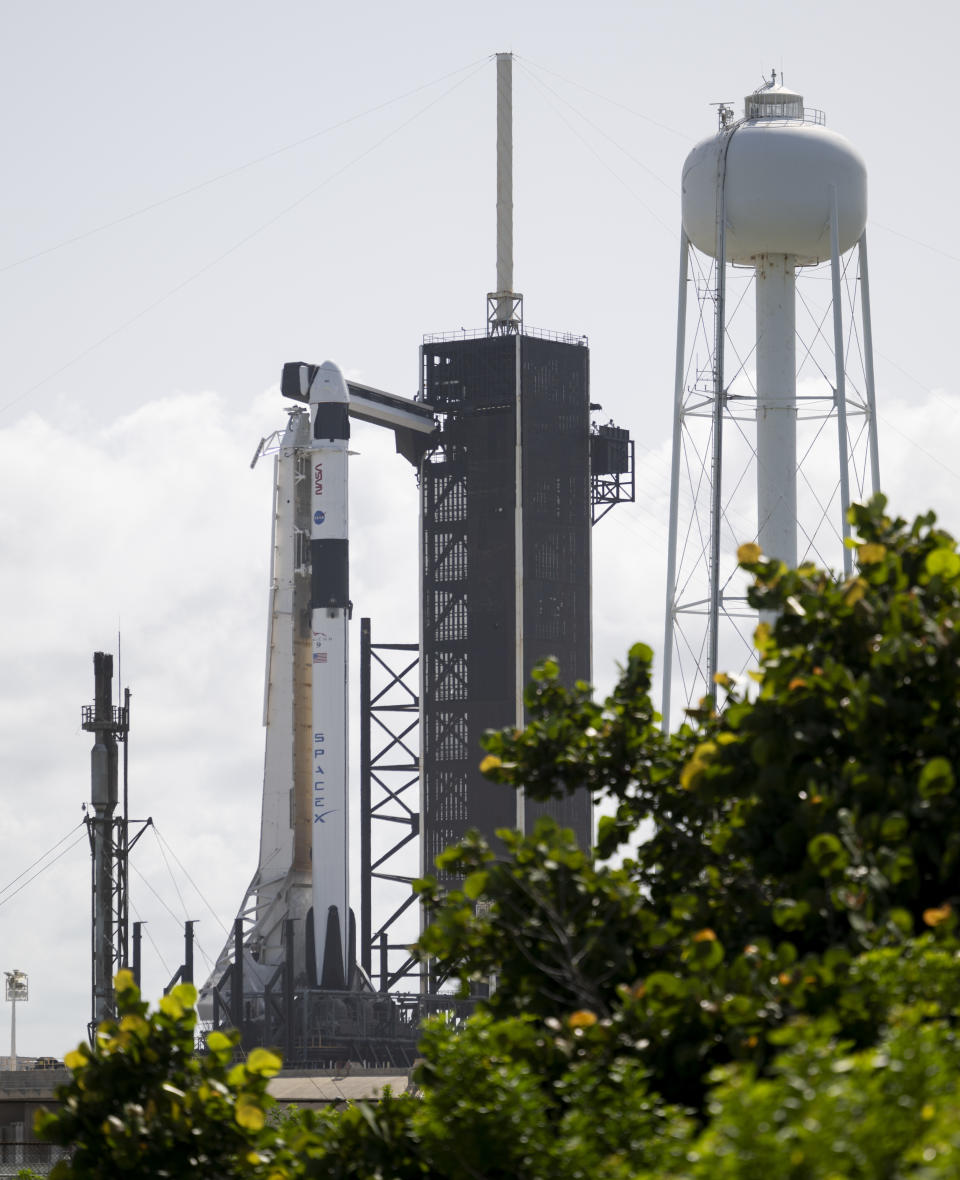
(3, 0, 960, 1056)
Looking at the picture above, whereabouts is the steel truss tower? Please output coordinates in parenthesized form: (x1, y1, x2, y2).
(359, 620, 420, 992)
(82, 652, 130, 1030)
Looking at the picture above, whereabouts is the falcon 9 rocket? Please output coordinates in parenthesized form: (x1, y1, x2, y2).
(298, 360, 352, 990)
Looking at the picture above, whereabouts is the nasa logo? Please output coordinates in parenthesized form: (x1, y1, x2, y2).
(314, 509, 325, 526)
(314, 462, 323, 496)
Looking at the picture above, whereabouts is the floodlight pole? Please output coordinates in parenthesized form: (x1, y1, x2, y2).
(4, 970, 27, 1072)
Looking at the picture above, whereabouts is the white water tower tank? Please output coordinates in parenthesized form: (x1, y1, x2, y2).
(681, 81, 867, 264)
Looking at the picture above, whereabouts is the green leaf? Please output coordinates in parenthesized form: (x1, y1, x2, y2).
(686, 938, 724, 971)
(628, 642, 654, 664)
(463, 871, 489, 901)
(234, 1099, 266, 1131)
(808, 833, 849, 875)
(880, 813, 908, 843)
(206, 1030, 232, 1053)
(246, 1048, 282, 1077)
(158, 993, 183, 1019)
(644, 971, 686, 998)
(171, 981, 198, 1008)
(918, 757, 955, 798)
(888, 908, 913, 935)
(925, 547, 960, 578)
(772, 898, 811, 931)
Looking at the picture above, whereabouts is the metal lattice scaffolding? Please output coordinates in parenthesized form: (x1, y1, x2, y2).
(359, 619, 421, 992)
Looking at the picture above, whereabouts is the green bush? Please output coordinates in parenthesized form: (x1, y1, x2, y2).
(37, 971, 292, 1179)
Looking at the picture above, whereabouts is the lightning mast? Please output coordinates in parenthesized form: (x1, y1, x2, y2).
(82, 652, 129, 1029)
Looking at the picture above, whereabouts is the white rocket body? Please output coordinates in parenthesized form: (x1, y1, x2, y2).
(307, 361, 351, 989)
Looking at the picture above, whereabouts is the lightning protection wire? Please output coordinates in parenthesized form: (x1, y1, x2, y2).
(129, 859, 190, 930)
(152, 824, 230, 937)
(127, 857, 216, 977)
(148, 827, 229, 978)
(878, 350, 960, 418)
(140, 838, 212, 979)
(149, 824, 190, 923)
(870, 220, 960, 269)
(1, 55, 492, 276)
(0, 824, 87, 910)
(864, 342, 960, 487)
(878, 411, 960, 488)
(0, 821, 86, 899)
(0, 56, 490, 420)
(516, 60, 678, 198)
(129, 897, 174, 980)
(515, 61, 676, 239)
(516, 56, 690, 141)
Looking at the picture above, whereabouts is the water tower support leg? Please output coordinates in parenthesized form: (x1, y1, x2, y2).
(830, 187, 853, 575)
(858, 231, 881, 493)
(662, 231, 690, 727)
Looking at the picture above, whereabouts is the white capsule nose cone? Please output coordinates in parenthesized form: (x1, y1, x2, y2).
(310, 360, 350, 405)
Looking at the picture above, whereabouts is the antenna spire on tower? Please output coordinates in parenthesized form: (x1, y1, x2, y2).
(488, 51, 523, 334)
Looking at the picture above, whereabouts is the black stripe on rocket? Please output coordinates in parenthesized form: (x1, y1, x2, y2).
(314, 403, 350, 442)
(311, 394, 350, 611)
(311, 540, 349, 609)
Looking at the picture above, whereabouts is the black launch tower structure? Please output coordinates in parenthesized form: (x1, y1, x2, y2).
(359, 320, 633, 990)
(419, 328, 596, 869)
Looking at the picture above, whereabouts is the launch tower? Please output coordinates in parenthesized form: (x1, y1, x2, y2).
(416, 54, 635, 877)
(419, 328, 593, 867)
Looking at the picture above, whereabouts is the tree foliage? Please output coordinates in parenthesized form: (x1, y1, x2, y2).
(36, 971, 293, 1179)
(40, 497, 960, 1176)
(409, 496, 960, 1169)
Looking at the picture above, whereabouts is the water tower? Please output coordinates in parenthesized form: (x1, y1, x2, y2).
(663, 75, 881, 719)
